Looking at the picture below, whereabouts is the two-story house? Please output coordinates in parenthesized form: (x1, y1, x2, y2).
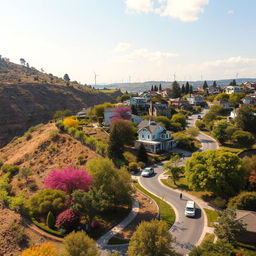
(225, 85, 243, 94)
(130, 97, 148, 109)
(135, 120, 176, 153)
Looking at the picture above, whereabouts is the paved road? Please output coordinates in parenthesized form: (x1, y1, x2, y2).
(139, 110, 218, 255)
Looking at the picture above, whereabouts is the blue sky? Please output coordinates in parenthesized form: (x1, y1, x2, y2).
(1, 0, 256, 84)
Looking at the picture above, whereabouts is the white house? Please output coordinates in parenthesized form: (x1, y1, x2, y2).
(135, 120, 176, 153)
(187, 95, 204, 106)
(225, 86, 243, 94)
(229, 108, 238, 120)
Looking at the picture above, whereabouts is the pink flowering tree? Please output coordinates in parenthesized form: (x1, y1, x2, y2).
(111, 106, 132, 122)
(56, 209, 80, 232)
(44, 166, 93, 194)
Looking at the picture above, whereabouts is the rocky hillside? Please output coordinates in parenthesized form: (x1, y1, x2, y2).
(0, 58, 122, 147)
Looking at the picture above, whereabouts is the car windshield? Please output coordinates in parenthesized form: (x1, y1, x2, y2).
(186, 207, 194, 211)
(143, 169, 150, 173)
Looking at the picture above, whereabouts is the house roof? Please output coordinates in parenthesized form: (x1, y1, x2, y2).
(138, 120, 163, 133)
(236, 210, 256, 233)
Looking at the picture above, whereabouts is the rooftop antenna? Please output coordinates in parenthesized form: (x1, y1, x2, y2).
(93, 71, 99, 86)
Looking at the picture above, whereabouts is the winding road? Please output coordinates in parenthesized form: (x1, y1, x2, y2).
(139, 110, 218, 255)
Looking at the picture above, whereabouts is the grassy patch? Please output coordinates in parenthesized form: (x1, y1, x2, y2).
(204, 208, 218, 227)
(99, 89, 118, 93)
(161, 174, 212, 201)
(108, 236, 129, 245)
(201, 233, 215, 244)
(134, 181, 175, 228)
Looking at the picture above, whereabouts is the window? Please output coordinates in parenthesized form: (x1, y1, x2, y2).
(142, 135, 144, 139)
(152, 135, 155, 139)
(148, 135, 150, 139)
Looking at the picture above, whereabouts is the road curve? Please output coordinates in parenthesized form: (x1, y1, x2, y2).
(139, 111, 218, 255)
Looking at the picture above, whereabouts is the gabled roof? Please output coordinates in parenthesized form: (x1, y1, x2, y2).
(138, 120, 163, 133)
(236, 210, 256, 233)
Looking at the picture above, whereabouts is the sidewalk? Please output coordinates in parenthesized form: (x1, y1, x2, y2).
(97, 199, 139, 249)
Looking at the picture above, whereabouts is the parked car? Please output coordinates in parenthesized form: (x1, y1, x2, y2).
(141, 167, 154, 177)
(197, 115, 202, 119)
(185, 200, 196, 217)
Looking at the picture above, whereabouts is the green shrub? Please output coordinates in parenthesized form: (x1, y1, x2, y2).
(228, 192, 256, 211)
(74, 130, 84, 140)
(67, 127, 76, 136)
(56, 121, 65, 131)
(173, 132, 200, 151)
(231, 130, 255, 148)
(28, 179, 38, 191)
(0, 173, 10, 191)
(31, 216, 63, 237)
(46, 211, 55, 229)
(0, 160, 3, 168)
(128, 162, 139, 173)
(9, 193, 26, 213)
(25, 132, 32, 140)
(195, 120, 205, 130)
(29, 189, 67, 217)
(210, 197, 227, 209)
(11, 223, 28, 245)
(2, 164, 19, 175)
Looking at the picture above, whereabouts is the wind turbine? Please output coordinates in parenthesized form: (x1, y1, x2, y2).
(93, 71, 99, 86)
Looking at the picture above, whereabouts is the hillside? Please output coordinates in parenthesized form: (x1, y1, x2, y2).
(0, 57, 122, 147)
(0, 123, 99, 197)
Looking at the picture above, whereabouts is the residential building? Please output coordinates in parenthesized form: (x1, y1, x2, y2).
(236, 210, 256, 245)
(187, 95, 204, 106)
(130, 97, 148, 108)
(169, 98, 191, 110)
(211, 100, 231, 110)
(242, 96, 256, 105)
(135, 120, 176, 153)
(225, 85, 243, 94)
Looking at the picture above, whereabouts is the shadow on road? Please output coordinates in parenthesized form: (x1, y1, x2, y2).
(194, 208, 202, 219)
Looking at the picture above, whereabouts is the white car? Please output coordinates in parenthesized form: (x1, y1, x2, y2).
(141, 167, 154, 177)
(185, 200, 196, 217)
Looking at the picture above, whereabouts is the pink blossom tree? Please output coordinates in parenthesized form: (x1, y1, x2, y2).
(56, 209, 80, 231)
(44, 166, 93, 194)
(111, 106, 131, 122)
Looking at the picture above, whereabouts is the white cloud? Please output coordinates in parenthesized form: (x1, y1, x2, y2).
(159, 0, 209, 22)
(114, 42, 131, 52)
(227, 9, 234, 15)
(114, 45, 179, 63)
(125, 0, 154, 13)
(124, 0, 209, 22)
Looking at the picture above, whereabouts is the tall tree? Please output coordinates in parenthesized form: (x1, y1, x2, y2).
(235, 106, 256, 133)
(189, 84, 193, 94)
(181, 84, 185, 94)
(229, 79, 236, 86)
(128, 220, 177, 256)
(137, 144, 148, 163)
(159, 83, 162, 91)
(171, 81, 181, 98)
(212, 81, 217, 88)
(151, 85, 153, 91)
(203, 80, 208, 90)
(214, 209, 246, 243)
(185, 81, 190, 94)
(64, 73, 70, 82)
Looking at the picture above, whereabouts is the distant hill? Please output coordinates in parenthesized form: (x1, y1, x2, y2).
(95, 78, 256, 93)
(0, 57, 121, 147)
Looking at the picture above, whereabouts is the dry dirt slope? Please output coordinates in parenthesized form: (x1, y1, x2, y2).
(0, 58, 122, 147)
(0, 123, 100, 197)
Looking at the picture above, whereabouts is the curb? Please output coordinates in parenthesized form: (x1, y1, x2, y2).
(138, 177, 178, 231)
(158, 174, 208, 247)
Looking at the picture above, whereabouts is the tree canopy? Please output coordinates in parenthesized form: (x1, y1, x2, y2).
(127, 220, 177, 256)
(185, 150, 246, 197)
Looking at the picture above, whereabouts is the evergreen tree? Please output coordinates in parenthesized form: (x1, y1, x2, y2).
(151, 85, 153, 91)
(137, 144, 148, 163)
(171, 81, 181, 98)
(181, 84, 185, 94)
(108, 124, 123, 159)
(46, 211, 55, 229)
(154, 85, 158, 91)
(159, 83, 162, 91)
(185, 81, 190, 94)
(230, 79, 236, 86)
(189, 85, 193, 94)
(203, 80, 208, 90)
(213, 81, 217, 88)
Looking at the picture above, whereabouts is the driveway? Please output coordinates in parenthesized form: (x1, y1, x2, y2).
(139, 110, 218, 255)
